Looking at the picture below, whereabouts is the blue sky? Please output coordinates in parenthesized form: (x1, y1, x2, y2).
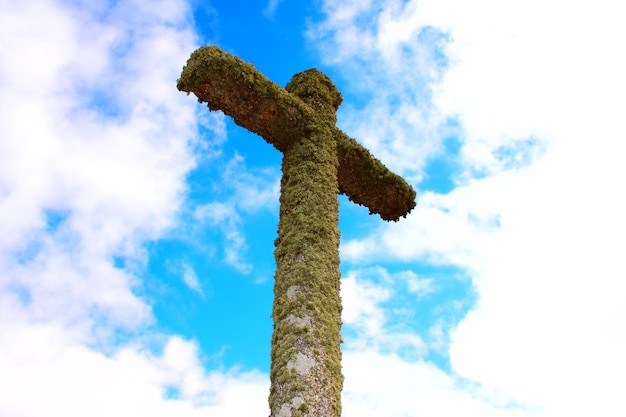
(1, 0, 625, 416)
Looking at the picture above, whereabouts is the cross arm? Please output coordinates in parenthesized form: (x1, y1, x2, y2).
(178, 46, 416, 221)
(177, 46, 311, 153)
(335, 129, 416, 221)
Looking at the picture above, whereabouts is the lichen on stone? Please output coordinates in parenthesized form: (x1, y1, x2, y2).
(178, 45, 417, 417)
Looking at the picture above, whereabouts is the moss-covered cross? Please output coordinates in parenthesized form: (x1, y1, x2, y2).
(178, 46, 415, 417)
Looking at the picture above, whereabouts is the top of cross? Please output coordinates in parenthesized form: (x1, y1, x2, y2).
(285, 68, 342, 121)
(178, 46, 416, 221)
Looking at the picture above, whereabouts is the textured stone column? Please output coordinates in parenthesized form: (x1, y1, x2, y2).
(269, 70, 343, 417)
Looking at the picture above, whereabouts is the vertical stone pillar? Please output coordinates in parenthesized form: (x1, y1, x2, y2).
(269, 70, 344, 417)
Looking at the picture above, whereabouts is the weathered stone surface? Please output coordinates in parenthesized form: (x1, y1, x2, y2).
(178, 46, 416, 222)
(178, 45, 416, 417)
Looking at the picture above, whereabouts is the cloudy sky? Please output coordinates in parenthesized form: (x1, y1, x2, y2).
(1, 0, 625, 415)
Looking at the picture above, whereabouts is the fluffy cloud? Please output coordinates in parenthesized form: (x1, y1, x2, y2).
(4, 0, 625, 415)
(0, 325, 268, 416)
(339, 269, 527, 417)
(192, 154, 280, 273)
(312, 0, 626, 415)
(309, 0, 451, 182)
(0, 0, 269, 415)
(343, 350, 533, 417)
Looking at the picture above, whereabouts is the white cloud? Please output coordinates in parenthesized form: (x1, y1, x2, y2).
(0, 324, 269, 416)
(0, 0, 269, 415)
(0, 0, 199, 336)
(313, 0, 626, 415)
(308, 0, 451, 182)
(181, 262, 204, 296)
(164, 259, 205, 296)
(224, 154, 280, 214)
(341, 181, 501, 269)
(263, 0, 284, 18)
(194, 202, 252, 274)
(448, 151, 626, 412)
(381, 9, 626, 409)
(5, 0, 625, 415)
(342, 350, 531, 417)
(191, 154, 279, 273)
(342, 270, 391, 330)
(405, 273, 434, 296)
(341, 268, 428, 357)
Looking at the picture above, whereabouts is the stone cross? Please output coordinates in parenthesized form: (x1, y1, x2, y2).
(178, 46, 415, 417)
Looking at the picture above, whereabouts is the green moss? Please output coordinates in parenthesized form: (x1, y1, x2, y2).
(290, 380, 306, 392)
(178, 46, 416, 417)
(285, 69, 343, 123)
(270, 94, 342, 415)
(178, 46, 415, 221)
(177, 45, 313, 153)
(336, 130, 416, 221)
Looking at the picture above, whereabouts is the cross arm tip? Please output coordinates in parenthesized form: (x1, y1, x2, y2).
(177, 46, 315, 153)
(336, 130, 416, 222)
(177, 45, 227, 95)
